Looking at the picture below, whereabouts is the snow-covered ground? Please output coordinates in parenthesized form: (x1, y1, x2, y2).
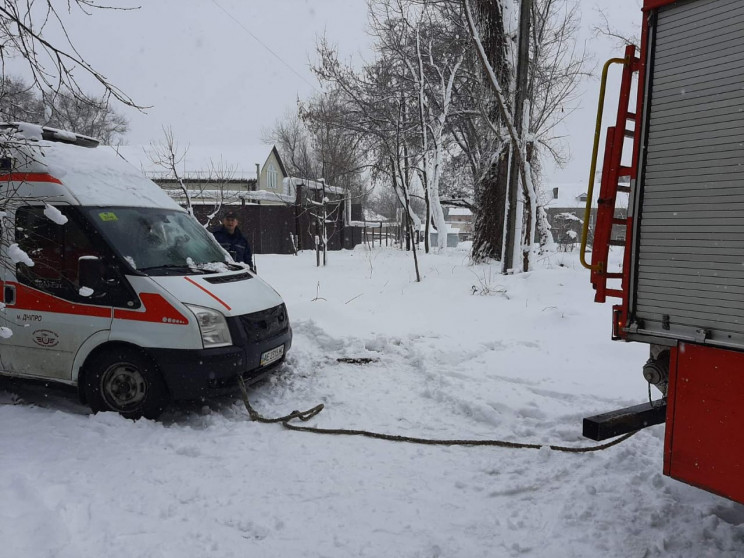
(2, 245, 743, 557)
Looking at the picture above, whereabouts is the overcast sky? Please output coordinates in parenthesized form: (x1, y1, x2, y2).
(22, 0, 641, 184)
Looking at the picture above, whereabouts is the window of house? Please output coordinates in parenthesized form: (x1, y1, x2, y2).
(267, 162, 277, 190)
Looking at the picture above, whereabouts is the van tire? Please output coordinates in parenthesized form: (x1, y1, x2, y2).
(83, 348, 169, 420)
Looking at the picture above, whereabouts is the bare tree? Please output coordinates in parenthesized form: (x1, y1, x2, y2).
(312, 38, 423, 279)
(463, 0, 585, 271)
(264, 108, 316, 180)
(447, 54, 506, 248)
(266, 93, 372, 264)
(367, 185, 402, 220)
(0, 76, 129, 143)
(145, 126, 241, 228)
(593, 4, 640, 50)
(0, 1, 143, 112)
(302, 93, 367, 191)
(0, 75, 44, 121)
(145, 126, 195, 214)
(367, 0, 468, 251)
(267, 92, 369, 209)
(45, 90, 129, 144)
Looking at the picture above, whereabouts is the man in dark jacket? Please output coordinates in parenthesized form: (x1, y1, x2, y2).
(211, 211, 255, 271)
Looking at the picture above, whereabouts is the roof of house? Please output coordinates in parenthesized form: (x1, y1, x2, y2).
(283, 177, 345, 195)
(543, 181, 628, 209)
(114, 143, 274, 180)
(163, 188, 294, 205)
(448, 207, 472, 216)
(269, 145, 288, 177)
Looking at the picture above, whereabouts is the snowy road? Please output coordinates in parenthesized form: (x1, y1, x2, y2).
(2, 247, 742, 557)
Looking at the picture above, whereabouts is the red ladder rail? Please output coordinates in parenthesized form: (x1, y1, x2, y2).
(590, 45, 641, 303)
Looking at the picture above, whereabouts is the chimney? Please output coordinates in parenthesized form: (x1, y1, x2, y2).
(553, 187, 559, 199)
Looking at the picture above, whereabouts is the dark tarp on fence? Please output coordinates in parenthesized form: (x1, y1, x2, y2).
(192, 199, 354, 255)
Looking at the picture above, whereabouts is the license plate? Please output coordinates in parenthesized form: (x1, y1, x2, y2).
(260, 345, 284, 366)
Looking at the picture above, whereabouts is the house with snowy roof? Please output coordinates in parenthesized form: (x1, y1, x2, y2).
(543, 178, 628, 247)
(116, 143, 350, 209)
(115, 143, 294, 206)
(113, 142, 357, 255)
(445, 207, 474, 241)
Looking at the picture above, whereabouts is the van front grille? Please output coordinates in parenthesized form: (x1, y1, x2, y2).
(238, 304, 289, 343)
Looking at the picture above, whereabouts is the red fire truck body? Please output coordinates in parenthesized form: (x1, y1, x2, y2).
(583, 0, 744, 503)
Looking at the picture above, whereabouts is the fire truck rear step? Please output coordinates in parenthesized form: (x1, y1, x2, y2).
(583, 401, 666, 441)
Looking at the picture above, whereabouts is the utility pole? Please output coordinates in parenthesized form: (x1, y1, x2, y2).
(503, 0, 532, 273)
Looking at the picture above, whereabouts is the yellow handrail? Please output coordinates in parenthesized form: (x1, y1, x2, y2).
(580, 56, 628, 271)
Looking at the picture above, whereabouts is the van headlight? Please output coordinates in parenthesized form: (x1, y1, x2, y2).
(185, 304, 232, 348)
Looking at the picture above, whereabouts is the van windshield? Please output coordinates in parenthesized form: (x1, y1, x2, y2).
(83, 207, 234, 275)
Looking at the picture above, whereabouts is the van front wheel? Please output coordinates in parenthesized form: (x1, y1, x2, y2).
(84, 349, 169, 420)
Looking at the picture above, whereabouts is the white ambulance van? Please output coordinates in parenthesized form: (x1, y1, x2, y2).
(0, 123, 292, 419)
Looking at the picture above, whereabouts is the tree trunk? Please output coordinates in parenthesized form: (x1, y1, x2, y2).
(504, 0, 532, 273)
(422, 168, 431, 253)
(469, 0, 511, 263)
(472, 145, 509, 260)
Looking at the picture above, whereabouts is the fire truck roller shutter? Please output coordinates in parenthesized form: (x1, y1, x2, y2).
(632, 0, 744, 348)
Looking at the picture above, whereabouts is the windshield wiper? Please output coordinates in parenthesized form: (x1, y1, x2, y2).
(225, 262, 245, 271)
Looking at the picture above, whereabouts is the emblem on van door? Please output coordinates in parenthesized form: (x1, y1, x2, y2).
(32, 329, 59, 348)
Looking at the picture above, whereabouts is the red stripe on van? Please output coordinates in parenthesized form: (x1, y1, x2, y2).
(184, 276, 232, 311)
(0, 173, 62, 184)
(114, 293, 189, 325)
(12, 282, 111, 318)
(4, 282, 188, 325)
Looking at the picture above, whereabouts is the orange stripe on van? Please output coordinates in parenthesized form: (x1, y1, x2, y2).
(0, 173, 62, 184)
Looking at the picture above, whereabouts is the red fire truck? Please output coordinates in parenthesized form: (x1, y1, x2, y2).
(581, 0, 744, 504)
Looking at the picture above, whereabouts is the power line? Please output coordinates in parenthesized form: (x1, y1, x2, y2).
(209, 0, 319, 92)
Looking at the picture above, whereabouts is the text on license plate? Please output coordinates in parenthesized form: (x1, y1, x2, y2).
(260, 345, 284, 366)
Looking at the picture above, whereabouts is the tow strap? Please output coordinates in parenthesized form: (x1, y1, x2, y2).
(237, 376, 636, 453)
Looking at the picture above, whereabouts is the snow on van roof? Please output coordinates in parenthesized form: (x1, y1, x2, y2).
(13, 140, 182, 209)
